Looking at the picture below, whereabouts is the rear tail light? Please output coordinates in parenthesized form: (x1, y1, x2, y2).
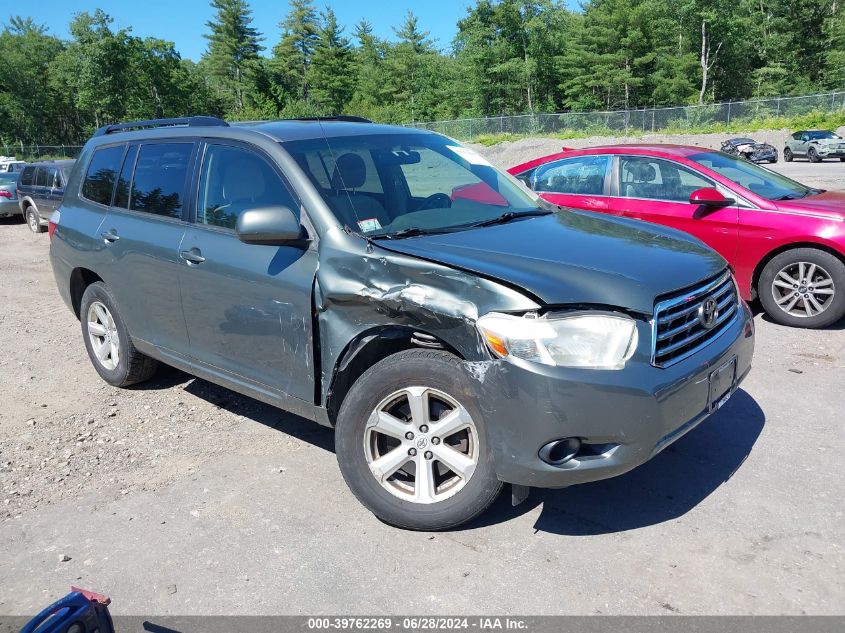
(48, 211, 60, 240)
(0, 190, 11, 198)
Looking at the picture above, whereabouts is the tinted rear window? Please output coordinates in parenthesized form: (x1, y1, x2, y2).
(35, 167, 54, 187)
(129, 143, 192, 219)
(114, 145, 138, 210)
(20, 166, 35, 186)
(82, 145, 125, 206)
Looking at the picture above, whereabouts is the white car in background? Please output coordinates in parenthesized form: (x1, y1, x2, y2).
(783, 130, 845, 162)
(0, 157, 27, 173)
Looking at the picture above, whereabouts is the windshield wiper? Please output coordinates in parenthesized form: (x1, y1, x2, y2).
(470, 209, 553, 228)
(371, 227, 447, 240)
(776, 188, 824, 201)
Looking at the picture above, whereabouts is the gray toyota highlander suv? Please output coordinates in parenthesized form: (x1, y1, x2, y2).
(50, 116, 754, 530)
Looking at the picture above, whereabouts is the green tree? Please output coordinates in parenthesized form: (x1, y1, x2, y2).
(202, 0, 264, 115)
(0, 18, 70, 145)
(271, 0, 319, 102)
(308, 9, 355, 113)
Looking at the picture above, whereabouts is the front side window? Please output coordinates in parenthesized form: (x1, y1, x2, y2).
(533, 155, 609, 195)
(283, 133, 541, 236)
(197, 144, 298, 230)
(82, 145, 125, 206)
(689, 151, 812, 201)
(619, 156, 711, 202)
(129, 143, 193, 219)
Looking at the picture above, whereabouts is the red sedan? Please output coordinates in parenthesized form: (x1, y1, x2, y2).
(509, 145, 845, 328)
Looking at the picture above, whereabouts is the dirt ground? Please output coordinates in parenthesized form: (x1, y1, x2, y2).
(0, 153, 843, 616)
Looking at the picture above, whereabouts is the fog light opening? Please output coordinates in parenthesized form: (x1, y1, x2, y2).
(539, 438, 582, 466)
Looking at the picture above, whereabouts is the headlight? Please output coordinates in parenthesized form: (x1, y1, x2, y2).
(477, 312, 638, 370)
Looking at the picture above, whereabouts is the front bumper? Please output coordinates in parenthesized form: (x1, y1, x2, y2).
(749, 148, 777, 163)
(472, 301, 755, 488)
(817, 146, 845, 158)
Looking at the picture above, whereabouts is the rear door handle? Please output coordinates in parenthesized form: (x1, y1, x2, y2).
(101, 231, 119, 243)
(180, 249, 206, 265)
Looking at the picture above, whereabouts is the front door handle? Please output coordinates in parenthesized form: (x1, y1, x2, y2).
(180, 249, 206, 265)
(101, 230, 119, 243)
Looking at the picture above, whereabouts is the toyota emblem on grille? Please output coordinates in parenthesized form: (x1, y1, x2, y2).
(698, 297, 719, 329)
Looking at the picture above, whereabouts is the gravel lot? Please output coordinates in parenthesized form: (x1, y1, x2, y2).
(0, 148, 843, 616)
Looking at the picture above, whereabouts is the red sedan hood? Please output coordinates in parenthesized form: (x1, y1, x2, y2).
(775, 191, 845, 220)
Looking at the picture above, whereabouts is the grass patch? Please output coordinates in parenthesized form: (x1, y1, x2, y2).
(464, 109, 845, 145)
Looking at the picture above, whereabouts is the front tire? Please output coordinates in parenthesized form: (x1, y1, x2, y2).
(335, 349, 503, 530)
(808, 146, 821, 163)
(783, 148, 793, 162)
(759, 248, 845, 328)
(80, 282, 158, 386)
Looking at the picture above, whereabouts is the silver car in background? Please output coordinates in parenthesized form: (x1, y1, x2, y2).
(783, 130, 845, 162)
(0, 172, 20, 218)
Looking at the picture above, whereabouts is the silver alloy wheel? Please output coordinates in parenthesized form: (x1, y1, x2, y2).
(87, 301, 120, 370)
(771, 261, 835, 318)
(27, 209, 38, 233)
(363, 386, 478, 504)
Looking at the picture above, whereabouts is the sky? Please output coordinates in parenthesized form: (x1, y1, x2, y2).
(13, 0, 489, 61)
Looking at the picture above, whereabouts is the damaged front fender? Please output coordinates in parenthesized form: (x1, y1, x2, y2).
(314, 227, 540, 411)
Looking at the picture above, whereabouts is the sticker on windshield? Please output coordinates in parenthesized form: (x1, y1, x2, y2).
(357, 218, 382, 233)
(447, 145, 493, 167)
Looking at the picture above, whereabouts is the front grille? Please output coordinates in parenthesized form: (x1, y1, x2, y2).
(652, 271, 739, 367)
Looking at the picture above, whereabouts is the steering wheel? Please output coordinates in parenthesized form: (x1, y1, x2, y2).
(418, 192, 452, 210)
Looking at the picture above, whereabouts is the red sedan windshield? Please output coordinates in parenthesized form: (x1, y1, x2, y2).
(688, 152, 814, 201)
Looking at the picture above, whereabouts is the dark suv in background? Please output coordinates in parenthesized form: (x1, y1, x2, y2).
(50, 116, 754, 530)
(17, 159, 75, 233)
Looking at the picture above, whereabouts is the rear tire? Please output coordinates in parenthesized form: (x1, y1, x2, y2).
(335, 349, 503, 530)
(80, 282, 158, 386)
(783, 148, 793, 162)
(25, 206, 43, 233)
(759, 248, 845, 328)
(808, 146, 821, 163)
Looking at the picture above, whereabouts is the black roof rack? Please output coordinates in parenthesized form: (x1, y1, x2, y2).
(292, 115, 373, 123)
(93, 116, 229, 137)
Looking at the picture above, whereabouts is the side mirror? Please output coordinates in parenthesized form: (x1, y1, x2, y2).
(689, 188, 735, 210)
(236, 206, 305, 246)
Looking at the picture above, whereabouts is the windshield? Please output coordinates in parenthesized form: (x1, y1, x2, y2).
(282, 132, 542, 237)
(688, 151, 814, 200)
(806, 131, 840, 140)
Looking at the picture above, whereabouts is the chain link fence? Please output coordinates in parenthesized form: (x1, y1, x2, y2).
(411, 91, 845, 141)
(0, 145, 83, 162)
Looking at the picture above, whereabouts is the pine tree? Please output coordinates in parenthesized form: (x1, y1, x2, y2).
(271, 0, 320, 101)
(308, 9, 355, 113)
(202, 0, 263, 115)
(385, 11, 434, 122)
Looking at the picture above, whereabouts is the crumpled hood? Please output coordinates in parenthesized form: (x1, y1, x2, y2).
(376, 211, 727, 315)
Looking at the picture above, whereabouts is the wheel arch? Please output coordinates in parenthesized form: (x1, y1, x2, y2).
(69, 267, 104, 319)
(751, 241, 845, 299)
(325, 325, 465, 426)
(19, 196, 37, 215)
